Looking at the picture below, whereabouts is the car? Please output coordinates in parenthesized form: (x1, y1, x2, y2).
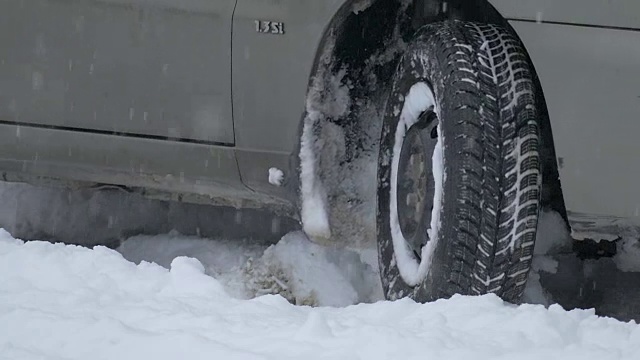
(1, 0, 639, 304)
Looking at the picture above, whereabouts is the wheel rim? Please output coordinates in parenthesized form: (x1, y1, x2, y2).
(396, 112, 438, 258)
(389, 82, 444, 287)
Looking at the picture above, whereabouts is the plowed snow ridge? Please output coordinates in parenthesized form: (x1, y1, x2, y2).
(1, 229, 640, 360)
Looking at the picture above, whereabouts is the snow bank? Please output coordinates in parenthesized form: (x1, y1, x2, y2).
(2, 228, 639, 360)
(118, 231, 382, 307)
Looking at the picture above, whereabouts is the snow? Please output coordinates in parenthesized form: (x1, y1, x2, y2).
(522, 210, 574, 306)
(299, 115, 332, 241)
(298, 36, 351, 243)
(2, 228, 640, 360)
(2, 180, 640, 358)
(429, 120, 445, 259)
(268, 167, 284, 186)
(257, 232, 382, 306)
(615, 237, 640, 272)
(535, 210, 573, 255)
(298, 64, 352, 243)
(351, 0, 374, 14)
(572, 231, 621, 242)
(117, 231, 381, 307)
(389, 82, 442, 286)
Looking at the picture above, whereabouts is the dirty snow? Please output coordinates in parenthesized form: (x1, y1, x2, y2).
(534, 210, 574, 256)
(2, 228, 640, 360)
(118, 231, 382, 307)
(299, 109, 332, 241)
(298, 63, 351, 242)
(522, 210, 572, 306)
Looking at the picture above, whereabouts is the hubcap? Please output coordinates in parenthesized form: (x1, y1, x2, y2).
(396, 111, 439, 257)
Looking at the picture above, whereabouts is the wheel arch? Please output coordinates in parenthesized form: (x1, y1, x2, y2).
(295, 0, 568, 242)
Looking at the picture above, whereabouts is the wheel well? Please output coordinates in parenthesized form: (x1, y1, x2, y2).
(296, 0, 568, 243)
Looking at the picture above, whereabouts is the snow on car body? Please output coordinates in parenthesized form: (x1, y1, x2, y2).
(0, 0, 638, 303)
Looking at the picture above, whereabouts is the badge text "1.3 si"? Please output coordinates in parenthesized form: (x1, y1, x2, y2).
(255, 20, 285, 35)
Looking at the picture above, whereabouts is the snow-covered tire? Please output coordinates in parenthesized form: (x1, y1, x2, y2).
(377, 21, 541, 303)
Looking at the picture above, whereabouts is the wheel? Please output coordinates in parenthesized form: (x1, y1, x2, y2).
(376, 20, 541, 303)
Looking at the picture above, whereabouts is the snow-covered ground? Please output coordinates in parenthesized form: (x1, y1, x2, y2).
(2, 229, 640, 360)
(2, 183, 640, 358)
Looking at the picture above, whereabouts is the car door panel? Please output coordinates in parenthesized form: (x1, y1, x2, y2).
(232, 0, 344, 153)
(509, 21, 640, 219)
(0, 121, 244, 197)
(489, 0, 640, 30)
(231, 0, 344, 195)
(0, 0, 236, 144)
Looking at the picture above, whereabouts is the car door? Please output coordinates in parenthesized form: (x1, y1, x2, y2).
(231, 0, 345, 195)
(0, 0, 236, 145)
(490, 0, 640, 220)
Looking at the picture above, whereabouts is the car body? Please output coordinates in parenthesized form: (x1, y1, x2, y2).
(1, 0, 639, 239)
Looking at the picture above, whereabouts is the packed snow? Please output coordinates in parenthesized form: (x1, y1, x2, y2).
(268, 167, 285, 187)
(2, 228, 640, 360)
(298, 64, 352, 242)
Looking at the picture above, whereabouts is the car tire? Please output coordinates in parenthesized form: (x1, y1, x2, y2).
(376, 20, 541, 303)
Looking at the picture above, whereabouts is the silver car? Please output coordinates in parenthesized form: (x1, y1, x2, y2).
(1, 0, 639, 303)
